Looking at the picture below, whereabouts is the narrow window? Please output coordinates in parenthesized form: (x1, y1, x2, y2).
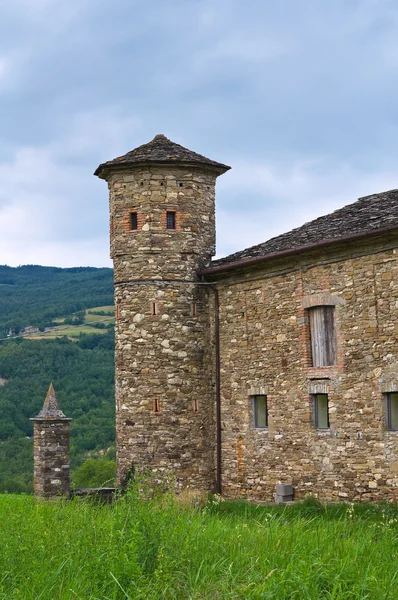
(252, 395, 268, 428)
(151, 302, 159, 316)
(386, 393, 398, 430)
(192, 302, 198, 316)
(166, 211, 176, 230)
(193, 399, 199, 412)
(130, 212, 138, 230)
(153, 398, 160, 413)
(308, 306, 336, 367)
(313, 394, 329, 428)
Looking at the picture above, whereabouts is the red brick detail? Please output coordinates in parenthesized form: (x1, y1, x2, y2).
(297, 273, 312, 368)
(160, 210, 187, 232)
(150, 301, 163, 316)
(122, 210, 145, 232)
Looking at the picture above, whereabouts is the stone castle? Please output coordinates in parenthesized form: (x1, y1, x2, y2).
(94, 134, 398, 503)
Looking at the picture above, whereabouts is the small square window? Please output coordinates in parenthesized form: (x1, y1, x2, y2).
(313, 393, 329, 428)
(252, 395, 268, 428)
(386, 393, 398, 430)
(166, 211, 176, 230)
(130, 212, 138, 230)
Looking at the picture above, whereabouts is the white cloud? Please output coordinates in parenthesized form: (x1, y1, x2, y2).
(215, 158, 398, 258)
(0, 57, 8, 80)
(0, 108, 142, 266)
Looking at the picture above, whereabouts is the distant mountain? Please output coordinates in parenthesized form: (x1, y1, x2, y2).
(0, 265, 113, 337)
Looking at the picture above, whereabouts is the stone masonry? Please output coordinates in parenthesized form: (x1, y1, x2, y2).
(96, 134, 398, 502)
(205, 235, 398, 502)
(31, 383, 72, 498)
(95, 135, 229, 489)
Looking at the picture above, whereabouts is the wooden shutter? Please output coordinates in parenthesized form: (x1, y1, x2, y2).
(309, 306, 336, 367)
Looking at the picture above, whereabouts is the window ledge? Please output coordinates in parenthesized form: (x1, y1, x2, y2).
(305, 366, 338, 379)
(313, 429, 331, 436)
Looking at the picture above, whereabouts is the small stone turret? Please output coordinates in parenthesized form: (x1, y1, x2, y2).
(30, 384, 72, 498)
(95, 134, 230, 490)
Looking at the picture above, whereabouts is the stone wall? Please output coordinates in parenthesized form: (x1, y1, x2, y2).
(33, 420, 71, 497)
(211, 237, 398, 502)
(109, 164, 220, 489)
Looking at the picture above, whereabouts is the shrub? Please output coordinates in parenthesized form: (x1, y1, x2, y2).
(72, 457, 116, 489)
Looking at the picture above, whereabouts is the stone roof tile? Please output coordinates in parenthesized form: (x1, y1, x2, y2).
(211, 189, 398, 268)
(32, 383, 70, 420)
(95, 134, 231, 178)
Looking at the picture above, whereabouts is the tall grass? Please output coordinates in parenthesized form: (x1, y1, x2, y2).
(2, 489, 398, 599)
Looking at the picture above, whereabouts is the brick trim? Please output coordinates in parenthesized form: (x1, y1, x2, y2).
(160, 210, 186, 231)
(302, 293, 346, 309)
(122, 210, 144, 232)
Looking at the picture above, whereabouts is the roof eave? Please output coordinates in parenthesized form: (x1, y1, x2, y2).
(199, 224, 398, 277)
(94, 159, 231, 180)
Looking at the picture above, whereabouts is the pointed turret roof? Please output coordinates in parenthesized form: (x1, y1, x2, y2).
(94, 134, 231, 179)
(31, 383, 71, 420)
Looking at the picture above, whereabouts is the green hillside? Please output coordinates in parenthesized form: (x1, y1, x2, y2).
(0, 265, 113, 337)
(0, 265, 116, 493)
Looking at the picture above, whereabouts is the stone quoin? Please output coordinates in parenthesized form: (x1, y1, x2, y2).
(96, 134, 398, 502)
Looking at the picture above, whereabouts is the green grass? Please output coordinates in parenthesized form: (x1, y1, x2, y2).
(25, 305, 115, 340)
(2, 493, 398, 599)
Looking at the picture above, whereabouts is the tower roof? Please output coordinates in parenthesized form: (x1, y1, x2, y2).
(94, 134, 231, 179)
(31, 383, 71, 420)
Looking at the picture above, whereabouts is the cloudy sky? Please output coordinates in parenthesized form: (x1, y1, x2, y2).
(1, 0, 398, 268)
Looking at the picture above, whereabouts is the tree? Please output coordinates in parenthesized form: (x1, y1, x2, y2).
(72, 458, 116, 489)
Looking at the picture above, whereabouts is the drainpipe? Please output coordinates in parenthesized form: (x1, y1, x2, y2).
(214, 286, 222, 495)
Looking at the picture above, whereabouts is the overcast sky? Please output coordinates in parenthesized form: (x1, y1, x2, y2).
(1, 0, 398, 268)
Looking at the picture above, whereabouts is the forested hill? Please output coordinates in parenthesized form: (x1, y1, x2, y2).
(0, 265, 113, 336)
(0, 264, 116, 493)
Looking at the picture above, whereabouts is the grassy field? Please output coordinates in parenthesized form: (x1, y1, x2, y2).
(24, 306, 115, 340)
(2, 491, 398, 600)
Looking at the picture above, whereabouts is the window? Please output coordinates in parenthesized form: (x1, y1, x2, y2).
(193, 399, 199, 412)
(153, 398, 160, 413)
(386, 393, 398, 430)
(166, 211, 176, 230)
(252, 395, 268, 428)
(308, 306, 336, 367)
(130, 212, 138, 230)
(313, 394, 329, 428)
(192, 302, 198, 316)
(151, 302, 159, 316)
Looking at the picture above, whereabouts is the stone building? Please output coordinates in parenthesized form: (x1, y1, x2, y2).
(31, 384, 72, 497)
(96, 135, 398, 502)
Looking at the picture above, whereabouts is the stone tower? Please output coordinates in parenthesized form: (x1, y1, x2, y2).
(30, 383, 72, 498)
(95, 134, 230, 489)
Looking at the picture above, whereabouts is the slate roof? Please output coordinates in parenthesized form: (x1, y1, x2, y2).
(95, 134, 231, 178)
(32, 383, 70, 420)
(210, 189, 398, 270)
